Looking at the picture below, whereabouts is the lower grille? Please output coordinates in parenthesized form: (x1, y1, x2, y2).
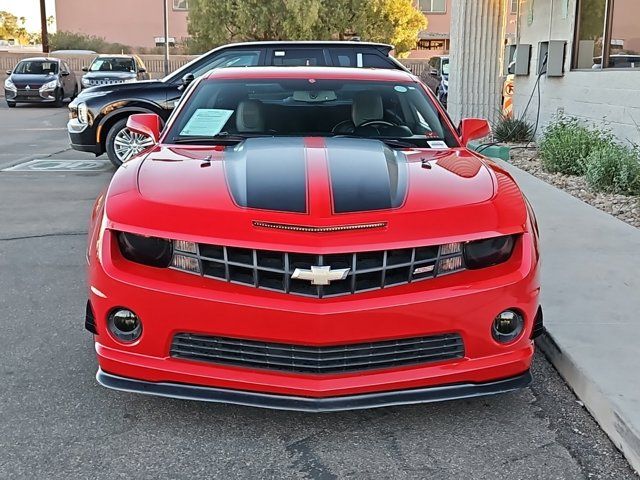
(171, 333, 465, 374)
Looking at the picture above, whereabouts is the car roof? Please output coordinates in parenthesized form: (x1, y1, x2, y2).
(213, 40, 393, 51)
(17, 57, 60, 63)
(95, 54, 136, 59)
(205, 66, 416, 82)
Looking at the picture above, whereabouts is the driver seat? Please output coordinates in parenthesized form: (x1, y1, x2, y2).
(352, 91, 384, 127)
(333, 92, 384, 134)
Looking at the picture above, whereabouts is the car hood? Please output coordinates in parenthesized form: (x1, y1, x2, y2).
(105, 137, 527, 250)
(78, 78, 161, 95)
(83, 71, 136, 80)
(10, 73, 57, 88)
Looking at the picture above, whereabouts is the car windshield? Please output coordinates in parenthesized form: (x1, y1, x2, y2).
(442, 60, 449, 76)
(14, 60, 58, 75)
(90, 57, 135, 73)
(166, 78, 458, 148)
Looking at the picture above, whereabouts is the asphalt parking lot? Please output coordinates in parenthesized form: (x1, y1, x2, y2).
(0, 102, 636, 479)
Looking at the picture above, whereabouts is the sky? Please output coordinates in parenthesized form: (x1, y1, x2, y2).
(0, 0, 57, 33)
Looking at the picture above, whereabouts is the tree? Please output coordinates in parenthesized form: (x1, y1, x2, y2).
(187, 0, 426, 56)
(187, 0, 322, 52)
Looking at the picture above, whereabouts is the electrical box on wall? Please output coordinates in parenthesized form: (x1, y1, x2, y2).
(538, 41, 567, 76)
(547, 40, 567, 76)
(514, 44, 532, 76)
(504, 44, 517, 75)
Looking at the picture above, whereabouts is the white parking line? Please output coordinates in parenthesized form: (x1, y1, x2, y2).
(2, 159, 113, 172)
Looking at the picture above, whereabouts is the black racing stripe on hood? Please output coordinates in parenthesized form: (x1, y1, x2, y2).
(224, 137, 307, 213)
(326, 138, 408, 213)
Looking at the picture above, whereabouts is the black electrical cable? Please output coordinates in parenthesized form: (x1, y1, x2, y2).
(476, 54, 548, 155)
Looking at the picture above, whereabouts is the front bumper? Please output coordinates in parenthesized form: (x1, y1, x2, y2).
(89, 229, 540, 408)
(97, 368, 532, 412)
(5, 88, 58, 103)
(68, 118, 101, 155)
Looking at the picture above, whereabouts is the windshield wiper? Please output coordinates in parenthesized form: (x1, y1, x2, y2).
(171, 132, 266, 144)
(331, 134, 417, 149)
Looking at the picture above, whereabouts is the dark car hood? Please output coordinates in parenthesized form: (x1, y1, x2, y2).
(10, 73, 57, 88)
(78, 79, 162, 96)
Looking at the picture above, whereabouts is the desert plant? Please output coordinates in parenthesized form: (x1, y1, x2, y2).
(492, 115, 534, 143)
(584, 143, 640, 195)
(538, 116, 612, 175)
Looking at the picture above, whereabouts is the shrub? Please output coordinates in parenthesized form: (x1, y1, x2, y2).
(538, 116, 612, 175)
(492, 115, 534, 143)
(584, 143, 640, 195)
(49, 31, 132, 54)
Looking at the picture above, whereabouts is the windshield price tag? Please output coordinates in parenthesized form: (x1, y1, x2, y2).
(180, 109, 234, 137)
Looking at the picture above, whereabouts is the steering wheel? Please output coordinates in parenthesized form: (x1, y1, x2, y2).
(358, 120, 396, 128)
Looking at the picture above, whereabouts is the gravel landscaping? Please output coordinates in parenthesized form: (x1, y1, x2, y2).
(507, 144, 640, 229)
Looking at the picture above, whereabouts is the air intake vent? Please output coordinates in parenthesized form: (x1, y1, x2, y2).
(171, 333, 465, 374)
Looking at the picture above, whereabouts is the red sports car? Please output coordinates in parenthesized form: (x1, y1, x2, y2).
(86, 66, 542, 411)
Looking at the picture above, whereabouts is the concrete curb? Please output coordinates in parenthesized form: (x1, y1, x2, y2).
(537, 333, 640, 473)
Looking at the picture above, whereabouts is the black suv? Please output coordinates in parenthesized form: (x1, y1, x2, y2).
(68, 41, 406, 166)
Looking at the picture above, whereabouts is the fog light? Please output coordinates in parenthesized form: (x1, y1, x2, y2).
(492, 309, 524, 344)
(108, 308, 142, 342)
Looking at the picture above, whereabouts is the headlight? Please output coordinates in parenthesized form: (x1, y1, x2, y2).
(77, 102, 88, 124)
(81, 77, 91, 87)
(464, 235, 516, 269)
(40, 79, 58, 91)
(124, 77, 137, 83)
(116, 232, 173, 268)
(4, 78, 16, 91)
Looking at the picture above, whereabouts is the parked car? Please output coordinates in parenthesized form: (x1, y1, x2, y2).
(423, 55, 448, 97)
(4, 57, 78, 107)
(68, 41, 408, 166)
(438, 58, 449, 107)
(86, 65, 542, 411)
(592, 54, 640, 69)
(80, 54, 150, 89)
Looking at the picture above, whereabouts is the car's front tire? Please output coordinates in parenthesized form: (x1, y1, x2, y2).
(105, 117, 154, 168)
(54, 88, 64, 107)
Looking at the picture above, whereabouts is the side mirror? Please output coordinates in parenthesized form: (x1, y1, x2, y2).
(82, 66, 88, 72)
(178, 73, 195, 91)
(138, 67, 146, 73)
(459, 118, 491, 145)
(61, 71, 70, 76)
(5, 69, 11, 75)
(126, 113, 161, 144)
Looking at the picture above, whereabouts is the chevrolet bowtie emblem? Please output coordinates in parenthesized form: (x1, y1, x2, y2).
(291, 265, 350, 286)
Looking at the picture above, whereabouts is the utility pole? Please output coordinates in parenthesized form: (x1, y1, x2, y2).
(163, 0, 170, 76)
(39, 0, 49, 54)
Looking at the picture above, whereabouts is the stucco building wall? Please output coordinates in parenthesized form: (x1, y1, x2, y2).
(513, 0, 640, 144)
(55, 0, 190, 49)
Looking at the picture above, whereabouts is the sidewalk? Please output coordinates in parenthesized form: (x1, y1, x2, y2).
(498, 160, 640, 473)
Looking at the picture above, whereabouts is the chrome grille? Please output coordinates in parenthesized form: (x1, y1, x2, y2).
(171, 333, 465, 374)
(171, 241, 465, 298)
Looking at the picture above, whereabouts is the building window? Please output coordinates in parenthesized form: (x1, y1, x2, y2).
(574, 0, 640, 69)
(510, 0, 519, 14)
(173, 0, 188, 10)
(417, 39, 450, 51)
(419, 0, 446, 14)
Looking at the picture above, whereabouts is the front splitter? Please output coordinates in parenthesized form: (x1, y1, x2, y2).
(96, 368, 532, 412)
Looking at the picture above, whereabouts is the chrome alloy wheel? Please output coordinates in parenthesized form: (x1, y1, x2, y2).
(113, 128, 155, 162)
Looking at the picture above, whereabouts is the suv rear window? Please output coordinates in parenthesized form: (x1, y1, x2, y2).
(271, 49, 326, 66)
